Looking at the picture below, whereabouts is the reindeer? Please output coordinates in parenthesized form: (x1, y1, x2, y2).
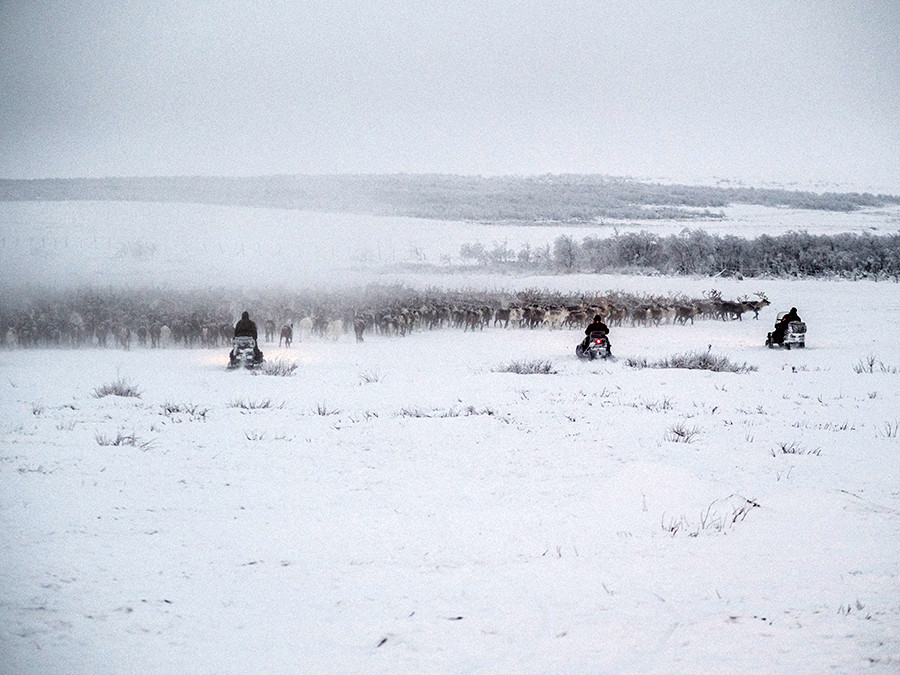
(718, 300, 746, 321)
(113, 323, 132, 350)
(279, 323, 293, 347)
(353, 315, 367, 342)
(700, 289, 724, 321)
(545, 306, 570, 330)
(463, 308, 484, 332)
(493, 307, 512, 328)
(149, 321, 162, 348)
(326, 318, 343, 341)
(297, 316, 313, 341)
(524, 305, 548, 329)
(674, 302, 701, 325)
(264, 319, 276, 343)
(565, 308, 588, 329)
(741, 292, 770, 320)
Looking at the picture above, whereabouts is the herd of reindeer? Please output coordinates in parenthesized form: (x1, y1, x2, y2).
(0, 287, 770, 350)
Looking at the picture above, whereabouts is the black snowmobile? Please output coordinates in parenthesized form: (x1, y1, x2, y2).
(228, 336, 264, 369)
(576, 331, 612, 360)
(766, 312, 806, 350)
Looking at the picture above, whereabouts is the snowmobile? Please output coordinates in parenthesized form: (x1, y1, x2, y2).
(766, 312, 806, 350)
(576, 331, 612, 360)
(228, 336, 264, 369)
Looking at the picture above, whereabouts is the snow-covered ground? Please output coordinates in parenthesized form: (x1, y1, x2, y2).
(2, 200, 899, 290)
(2, 201, 900, 673)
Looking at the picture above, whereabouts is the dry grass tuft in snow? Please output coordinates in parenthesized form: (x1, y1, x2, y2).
(662, 495, 760, 537)
(92, 376, 142, 398)
(665, 422, 701, 443)
(626, 351, 757, 373)
(853, 355, 899, 374)
(228, 398, 285, 410)
(396, 405, 498, 419)
(94, 429, 152, 450)
(494, 359, 557, 375)
(772, 441, 822, 456)
(256, 358, 299, 377)
(878, 421, 900, 438)
(314, 402, 340, 416)
(160, 401, 209, 421)
(358, 370, 383, 384)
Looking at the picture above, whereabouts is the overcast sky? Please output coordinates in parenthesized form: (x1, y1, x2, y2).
(1, 1, 898, 191)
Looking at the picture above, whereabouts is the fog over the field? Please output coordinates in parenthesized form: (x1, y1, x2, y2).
(1, 1, 898, 192)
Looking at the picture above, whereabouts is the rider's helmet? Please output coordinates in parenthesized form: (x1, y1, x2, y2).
(593, 315, 602, 322)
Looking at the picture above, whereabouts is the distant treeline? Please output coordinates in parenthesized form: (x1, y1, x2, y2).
(454, 230, 900, 279)
(1, 174, 897, 223)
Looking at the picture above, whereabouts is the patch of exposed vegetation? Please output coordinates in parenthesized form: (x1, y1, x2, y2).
(626, 352, 757, 373)
(853, 355, 899, 374)
(92, 376, 142, 398)
(256, 358, 299, 377)
(228, 398, 285, 410)
(494, 359, 557, 375)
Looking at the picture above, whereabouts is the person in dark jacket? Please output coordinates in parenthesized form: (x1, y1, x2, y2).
(581, 314, 612, 356)
(770, 307, 801, 344)
(231, 311, 263, 363)
(234, 311, 258, 339)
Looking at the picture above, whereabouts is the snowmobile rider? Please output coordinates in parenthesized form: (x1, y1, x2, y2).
(770, 307, 801, 345)
(232, 311, 263, 363)
(581, 314, 612, 356)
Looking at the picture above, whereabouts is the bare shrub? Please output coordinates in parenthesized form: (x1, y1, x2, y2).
(228, 398, 284, 410)
(772, 441, 821, 456)
(93, 376, 142, 398)
(627, 351, 756, 373)
(358, 370, 383, 384)
(95, 429, 152, 449)
(18, 465, 59, 475)
(315, 402, 339, 416)
(494, 359, 557, 375)
(398, 406, 430, 418)
(661, 514, 690, 537)
(853, 355, 878, 373)
(853, 355, 898, 374)
(662, 495, 760, 537)
(445, 405, 496, 418)
(641, 397, 673, 412)
(665, 422, 701, 443)
(257, 358, 299, 377)
(697, 495, 760, 533)
(878, 421, 900, 438)
(396, 405, 498, 419)
(161, 401, 209, 421)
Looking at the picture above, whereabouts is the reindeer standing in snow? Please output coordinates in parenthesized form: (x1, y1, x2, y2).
(741, 292, 771, 320)
(279, 323, 293, 348)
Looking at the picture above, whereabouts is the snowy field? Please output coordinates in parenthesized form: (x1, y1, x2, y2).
(2, 200, 899, 289)
(2, 201, 900, 673)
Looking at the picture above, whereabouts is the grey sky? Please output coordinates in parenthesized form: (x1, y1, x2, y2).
(1, 1, 898, 191)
